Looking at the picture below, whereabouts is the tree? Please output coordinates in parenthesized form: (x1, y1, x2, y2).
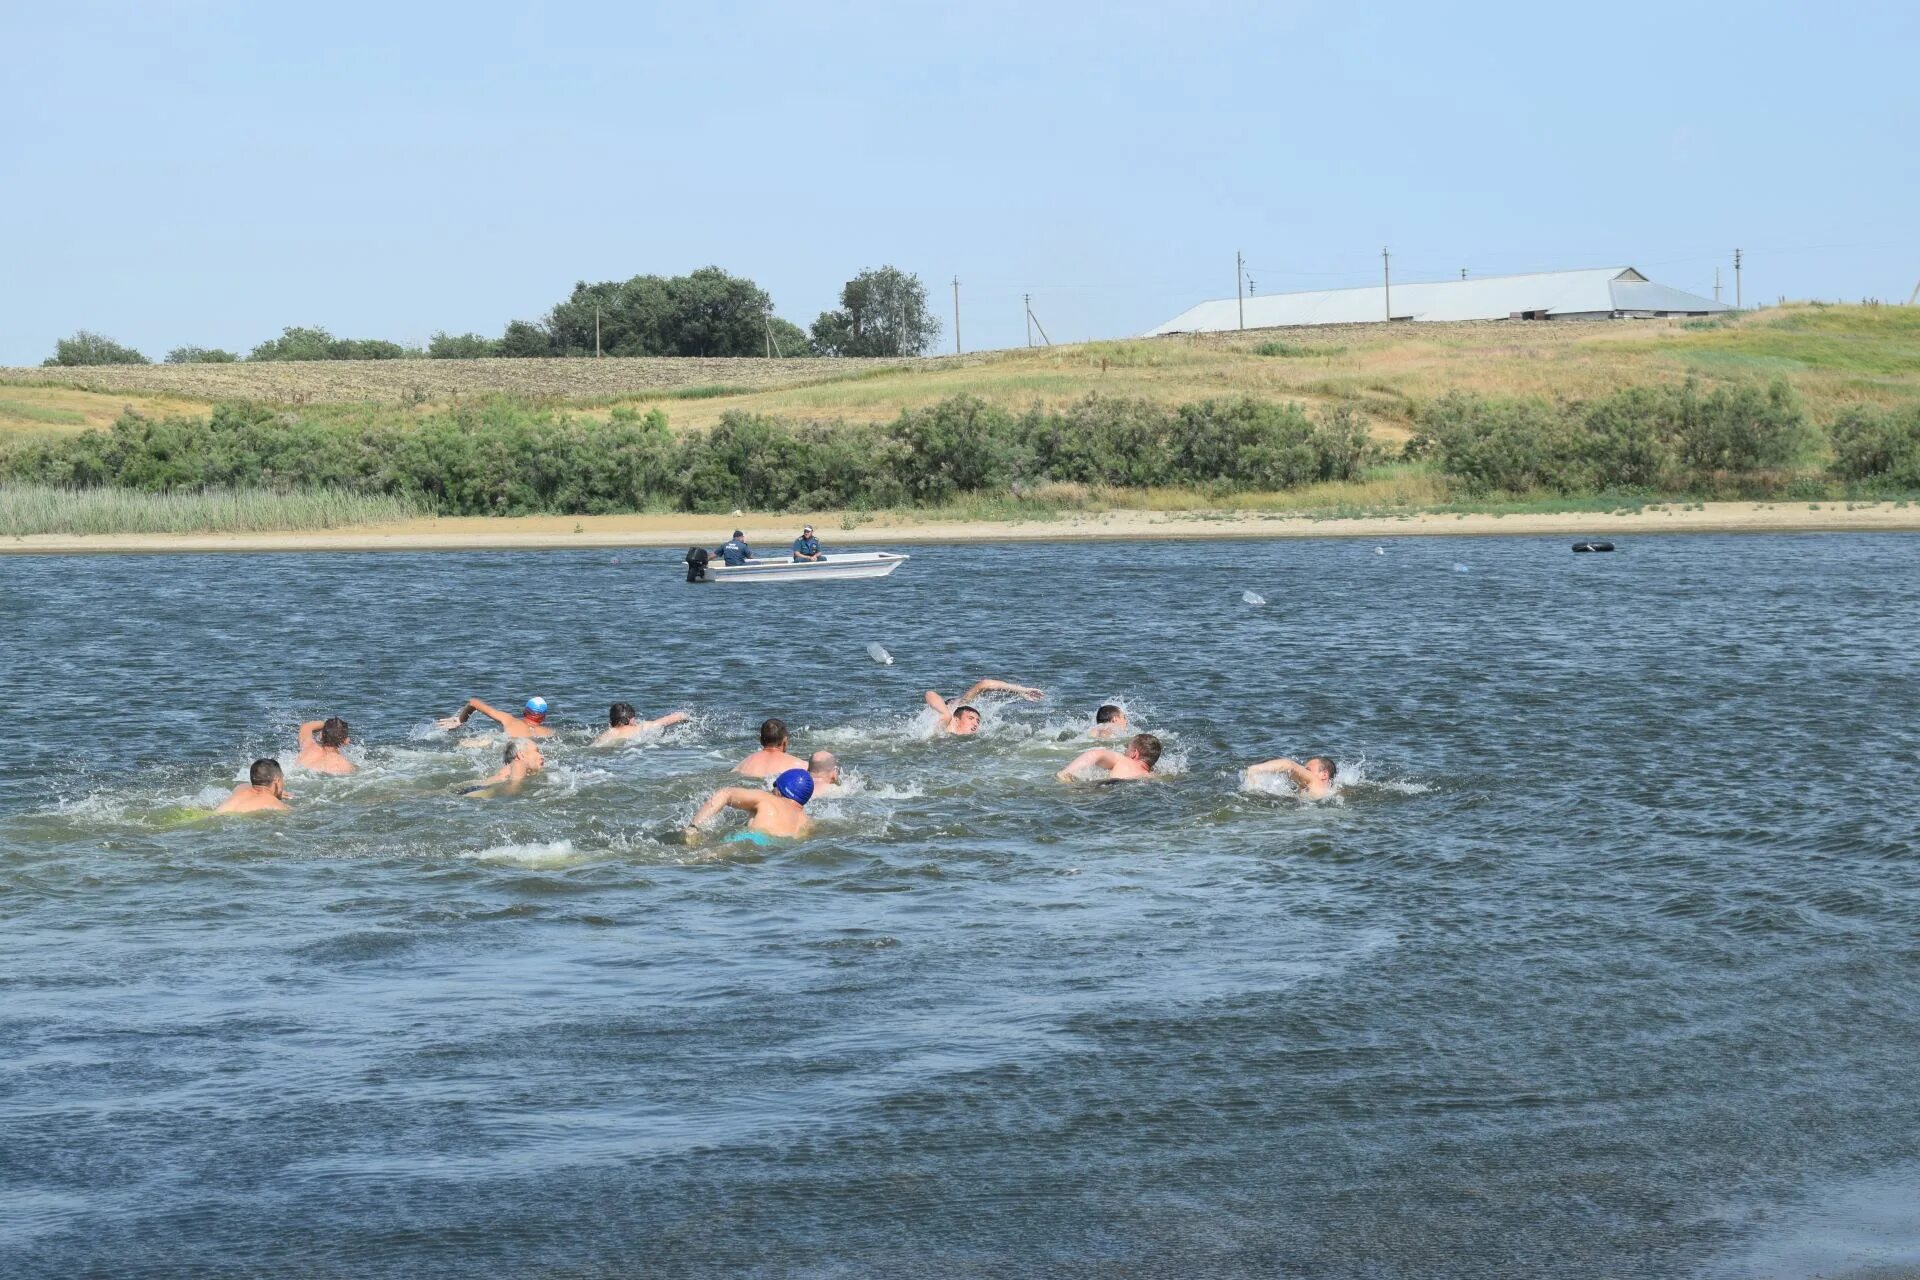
(496, 320, 554, 358)
(810, 266, 940, 357)
(539, 267, 778, 358)
(44, 330, 149, 366)
(428, 331, 500, 359)
(248, 326, 416, 360)
(765, 317, 811, 357)
(165, 346, 239, 364)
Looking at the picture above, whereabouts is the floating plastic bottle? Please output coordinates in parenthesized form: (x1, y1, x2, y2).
(866, 643, 894, 666)
(1241, 591, 1266, 606)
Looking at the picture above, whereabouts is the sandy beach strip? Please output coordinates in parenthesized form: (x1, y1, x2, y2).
(5, 502, 1919, 557)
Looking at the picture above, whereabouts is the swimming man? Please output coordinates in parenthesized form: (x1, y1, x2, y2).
(295, 717, 356, 774)
(215, 759, 291, 813)
(438, 696, 554, 739)
(1245, 756, 1338, 798)
(462, 740, 544, 799)
(1056, 733, 1161, 783)
(1090, 704, 1129, 739)
(924, 678, 1045, 736)
(686, 767, 814, 844)
(808, 749, 842, 796)
(592, 702, 690, 747)
(736, 717, 806, 778)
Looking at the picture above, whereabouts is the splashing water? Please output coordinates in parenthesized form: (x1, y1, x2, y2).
(1242, 590, 1267, 606)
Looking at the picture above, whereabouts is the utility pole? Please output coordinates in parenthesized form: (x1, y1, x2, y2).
(1382, 247, 1392, 322)
(1733, 248, 1743, 309)
(594, 306, 602, 358)
(952, 277, 962, 354)
(1461, 268, 1468, 281)
(1236, 250, 1245, 330)
(1714, 267, 1722, 303)
(1248, 277, 1257, 295)
(1024, 294, 1032, 347)
(764, 315, 773, 359)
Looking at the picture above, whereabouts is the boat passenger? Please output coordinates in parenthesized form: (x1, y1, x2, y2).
(296, 716, 356, 774)
(592, 701, 690, 746)
(792, 525, 824, 562)
(1056, 733, 1161, 783)
(1244, 755, 1338, 798)
(1090, 704, 1128, 739)
(438, 696, 554, 739)
(924, 678, 1045, 735)
(736, 717, 807, 778)
(462, 740, 544, 798)
(215, 758, 291, 813)
(716, 530, 753, 566)
(686, 767, 814, 844)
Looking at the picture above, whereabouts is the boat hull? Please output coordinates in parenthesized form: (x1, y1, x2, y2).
(698, 552, 909, 583)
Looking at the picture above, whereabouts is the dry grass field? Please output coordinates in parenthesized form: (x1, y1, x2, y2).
(6, 305, 1914, 445)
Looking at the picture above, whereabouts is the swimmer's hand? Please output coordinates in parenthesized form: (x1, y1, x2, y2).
(434, 716, 463, 730)
(1054, 768, 1076, 784)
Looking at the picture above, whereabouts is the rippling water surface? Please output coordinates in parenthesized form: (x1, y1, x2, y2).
(3, 535, 1918, 1278)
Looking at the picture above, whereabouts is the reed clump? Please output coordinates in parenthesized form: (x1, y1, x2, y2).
(0, 484, 424, 536)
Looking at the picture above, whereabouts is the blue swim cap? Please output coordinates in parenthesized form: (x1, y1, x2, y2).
(524, 696, 549, 716)
(772, 768, 814, 805)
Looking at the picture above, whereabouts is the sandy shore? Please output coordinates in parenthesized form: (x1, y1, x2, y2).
(5, 502, 1918, 556)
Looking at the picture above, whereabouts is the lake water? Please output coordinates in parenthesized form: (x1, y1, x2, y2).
(2, 535, 1917, 1278)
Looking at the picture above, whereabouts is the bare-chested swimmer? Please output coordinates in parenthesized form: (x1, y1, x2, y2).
(1245, 755, 1338, 798)
(1056, 733, 1161, 783)
(461, 740, 544, 799)
(808, 750, 842, 796)
(1090, 704, 1128, 739)
(438, 696, 554, 739)
(215, 759, 290, 813)
(686, 767, 814, 845)
(295, 717, 355, 774)
(735, 718, 806, 778)
(924, 678, 1045, 736)
(592, 702, 690, 747)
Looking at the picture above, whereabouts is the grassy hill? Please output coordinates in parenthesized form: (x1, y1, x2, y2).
(5, 304, 1917, 448)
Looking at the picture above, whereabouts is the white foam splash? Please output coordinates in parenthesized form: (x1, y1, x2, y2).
(460, 839, 588, 868)
(1242, 590, 1267, 606)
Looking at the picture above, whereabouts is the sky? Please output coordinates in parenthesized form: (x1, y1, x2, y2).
(1, 0, 1914, 365)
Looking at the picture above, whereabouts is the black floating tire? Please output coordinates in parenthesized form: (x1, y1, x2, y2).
(1571, 541, 1615, 553)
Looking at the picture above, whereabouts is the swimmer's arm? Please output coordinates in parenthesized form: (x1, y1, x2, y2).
(688, 787, 761, 830)
(924, 690, 954, 719)
(641, 711, 690, 731)
(297, 719, 325, 744)
(1246, 758, 1313, 786)
(962, 678, 1044, 702)
(1056, 748, 1123, 783)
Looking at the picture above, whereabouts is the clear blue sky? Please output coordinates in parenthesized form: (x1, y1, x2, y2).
(2, 0, 1913, 365)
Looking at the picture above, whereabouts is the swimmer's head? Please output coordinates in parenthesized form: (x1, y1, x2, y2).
(1306, 756, 1337, 783)
(759, 718, 788, 749)
(951, 706, 981, 733)
(1128, 733, 1163, 771)
(523, 696, 549, 724)
(808, 750, 839, 786)
(1095, 704, 1127, 732)
(505, 740, 542, 765)
(319, 717, 349, 749)
(249, 758, 284, 794)
(771, 767, 814, 806)
(609, 702, 636, 728)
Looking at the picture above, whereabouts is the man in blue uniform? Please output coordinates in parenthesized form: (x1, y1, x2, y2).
(716, 530, 752, 566)
(791, 524, 823, 562)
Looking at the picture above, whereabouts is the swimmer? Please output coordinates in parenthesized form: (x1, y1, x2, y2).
(735, 718, 806, 778)
(592, 701, 691, 747)
(214, 759, 290, 813)
(295, 717, 355, 774)
(461, 740, 544, 799)
(438, 696, 554, 739)
(1245, 755, 1338, 798)
(808, 749, 842, 796)
(1056, 733, 1161, 783)
(686, 767, 814, 844)
(1090, 704, 1129, 739)
(924, 678, 1045, 736)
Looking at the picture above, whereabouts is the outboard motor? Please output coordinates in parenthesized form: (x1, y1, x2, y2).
(685, 546, 711, 582)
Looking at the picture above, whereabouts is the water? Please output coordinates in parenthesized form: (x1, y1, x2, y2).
(2, 535, 1917, 1279)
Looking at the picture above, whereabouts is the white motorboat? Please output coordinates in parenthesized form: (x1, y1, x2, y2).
(687, 551, 909, 583)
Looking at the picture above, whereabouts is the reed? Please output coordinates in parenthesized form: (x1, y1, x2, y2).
(0, 484, 424, 536)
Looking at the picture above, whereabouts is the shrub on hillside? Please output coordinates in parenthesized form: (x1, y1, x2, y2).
(427, 332, 500, 359)
(165, 346, 239, 364)
(44, 330, 149, 366)
(1830, 404, 1920, 489)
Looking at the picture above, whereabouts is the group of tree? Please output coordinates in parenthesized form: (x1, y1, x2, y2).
(39, 266, 943, 367)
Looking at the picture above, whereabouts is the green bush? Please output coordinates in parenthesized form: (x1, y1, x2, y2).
(248, 326, 421, 361)
(427, 332, 500, 359)
(1830, 404, 1920, 489)
(44, 330, 149, 366)
(165, 345, 239, 364)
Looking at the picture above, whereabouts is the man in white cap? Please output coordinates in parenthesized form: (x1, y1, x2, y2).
(791, 524, 823, 562)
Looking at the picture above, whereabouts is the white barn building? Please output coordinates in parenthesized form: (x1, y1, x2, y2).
(1146, 267, 1729, 334)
